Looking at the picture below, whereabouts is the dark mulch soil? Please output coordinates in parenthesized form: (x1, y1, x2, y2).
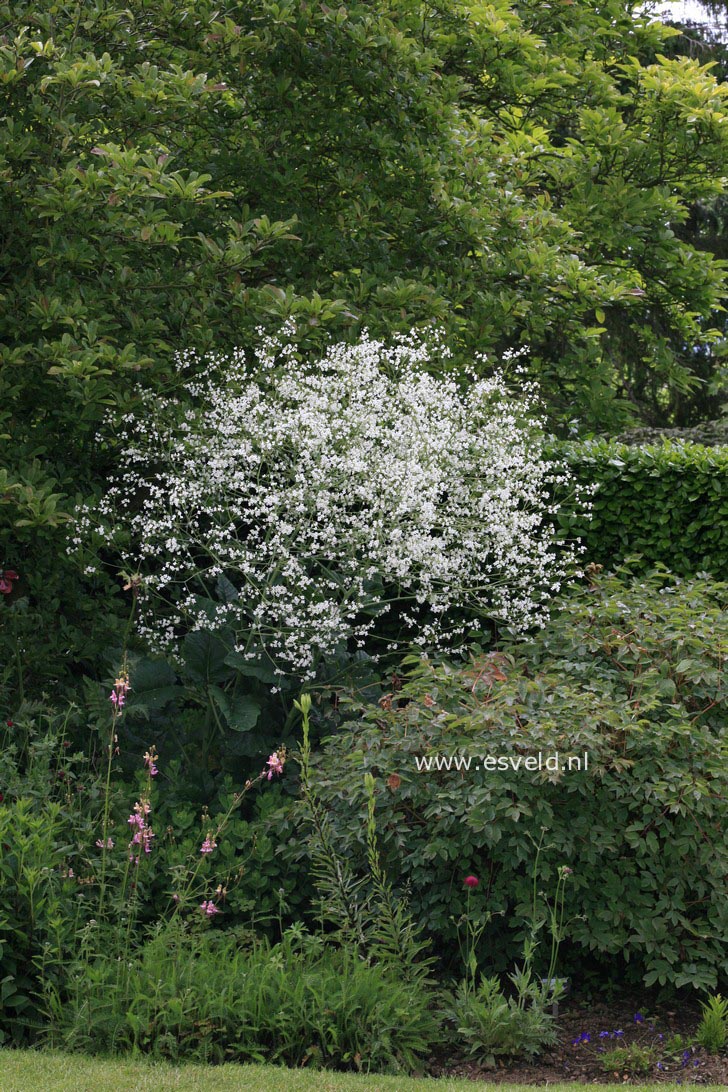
(429, 996, 728, 1085)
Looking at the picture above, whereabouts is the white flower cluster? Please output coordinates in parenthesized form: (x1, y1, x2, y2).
(75, 328, 579, 677)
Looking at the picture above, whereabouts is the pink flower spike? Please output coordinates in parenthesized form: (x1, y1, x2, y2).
(200, 900, 219, 917)
(95, 837, 114, 849)
(200, 835, 217, 855)
(143, 749, 158, 776)
(110, 691, 118, 704)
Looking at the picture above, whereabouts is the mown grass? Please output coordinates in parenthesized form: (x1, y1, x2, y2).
(0, 1051, 721, 1092)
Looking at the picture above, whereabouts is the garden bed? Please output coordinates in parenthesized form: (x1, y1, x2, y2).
(431, 998, 728, 1084)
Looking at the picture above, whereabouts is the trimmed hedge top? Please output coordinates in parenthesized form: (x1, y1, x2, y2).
(554, 439, 728, 578)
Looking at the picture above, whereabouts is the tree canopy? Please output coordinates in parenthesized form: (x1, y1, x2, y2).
(2, 0, 727, 539)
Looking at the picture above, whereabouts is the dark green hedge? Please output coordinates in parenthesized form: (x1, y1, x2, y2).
(554, 439, 728, 577)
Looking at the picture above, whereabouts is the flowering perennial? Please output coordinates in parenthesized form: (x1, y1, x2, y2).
(74, 329, 579, 676)
(200, 834, 217, 855)
(109, 672, 130, 711)
(266, 750, 285, 779)
(128, 798, 154, 863)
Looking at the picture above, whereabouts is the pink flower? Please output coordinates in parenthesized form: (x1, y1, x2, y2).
(143, 748, 158, 776)
(464, 875, 479, 889)
(127, 798, 153, 856)
(200, 834, 217, 855)
(95, 837, 114, 849)
(110, 673, 131, 710)
(200, 900, 219, 917)
(265, 750, 285, 780)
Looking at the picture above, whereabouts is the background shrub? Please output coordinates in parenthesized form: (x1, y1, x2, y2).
(279, 568, 728, 992)
(554, 440, 728, 576)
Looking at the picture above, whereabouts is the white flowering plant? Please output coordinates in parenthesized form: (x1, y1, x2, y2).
(74, 328, 581, 681)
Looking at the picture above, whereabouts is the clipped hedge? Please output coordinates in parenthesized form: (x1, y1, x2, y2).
(553, 439, 728, 577)
(282, 570, 728, 992)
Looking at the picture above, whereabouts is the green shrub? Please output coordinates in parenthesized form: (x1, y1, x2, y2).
(0, 705, 114, 1042)
(445, 976, 558, 1064)
(554, 439, 728, 576)
(0, 799, 79, 1043)
(54, 922, 440, 1072)
(280, 568, 727, 992)
(600, 1044, 657, 1076)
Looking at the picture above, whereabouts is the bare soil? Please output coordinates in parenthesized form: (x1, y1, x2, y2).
(429, 996, 728, 1085)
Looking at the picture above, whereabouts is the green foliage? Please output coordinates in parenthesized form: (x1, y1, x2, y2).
(294, 695, 434, 987)
(696, 993, 728, 1053)
(53, 922, 440, 1073)
(445, 976, 558, 1065)
(600, 1043, 658, 1076)
(0, 798, 77, 1044)
(1, 0, 726, 498)
(0, 704, 124, 1042)
(4, 0, 728, 701)
(279, 569, 728, 992)
(555, 439, 728, 576)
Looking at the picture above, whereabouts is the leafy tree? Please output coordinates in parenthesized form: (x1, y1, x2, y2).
(2, 0, 728, 696)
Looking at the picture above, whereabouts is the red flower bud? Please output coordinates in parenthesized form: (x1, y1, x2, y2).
(464, 875, 479, 889)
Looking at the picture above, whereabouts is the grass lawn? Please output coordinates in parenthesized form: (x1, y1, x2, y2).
(0, 1051, 721, 1092)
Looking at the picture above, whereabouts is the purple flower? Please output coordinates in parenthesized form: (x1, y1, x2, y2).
(580, 1032, 591, 1044)
(657, 1062, 666, 1071)
(599, 1031, 610, 1039)
(613, 1029, 624, 1038)
(634, 1012, 644, 1023)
